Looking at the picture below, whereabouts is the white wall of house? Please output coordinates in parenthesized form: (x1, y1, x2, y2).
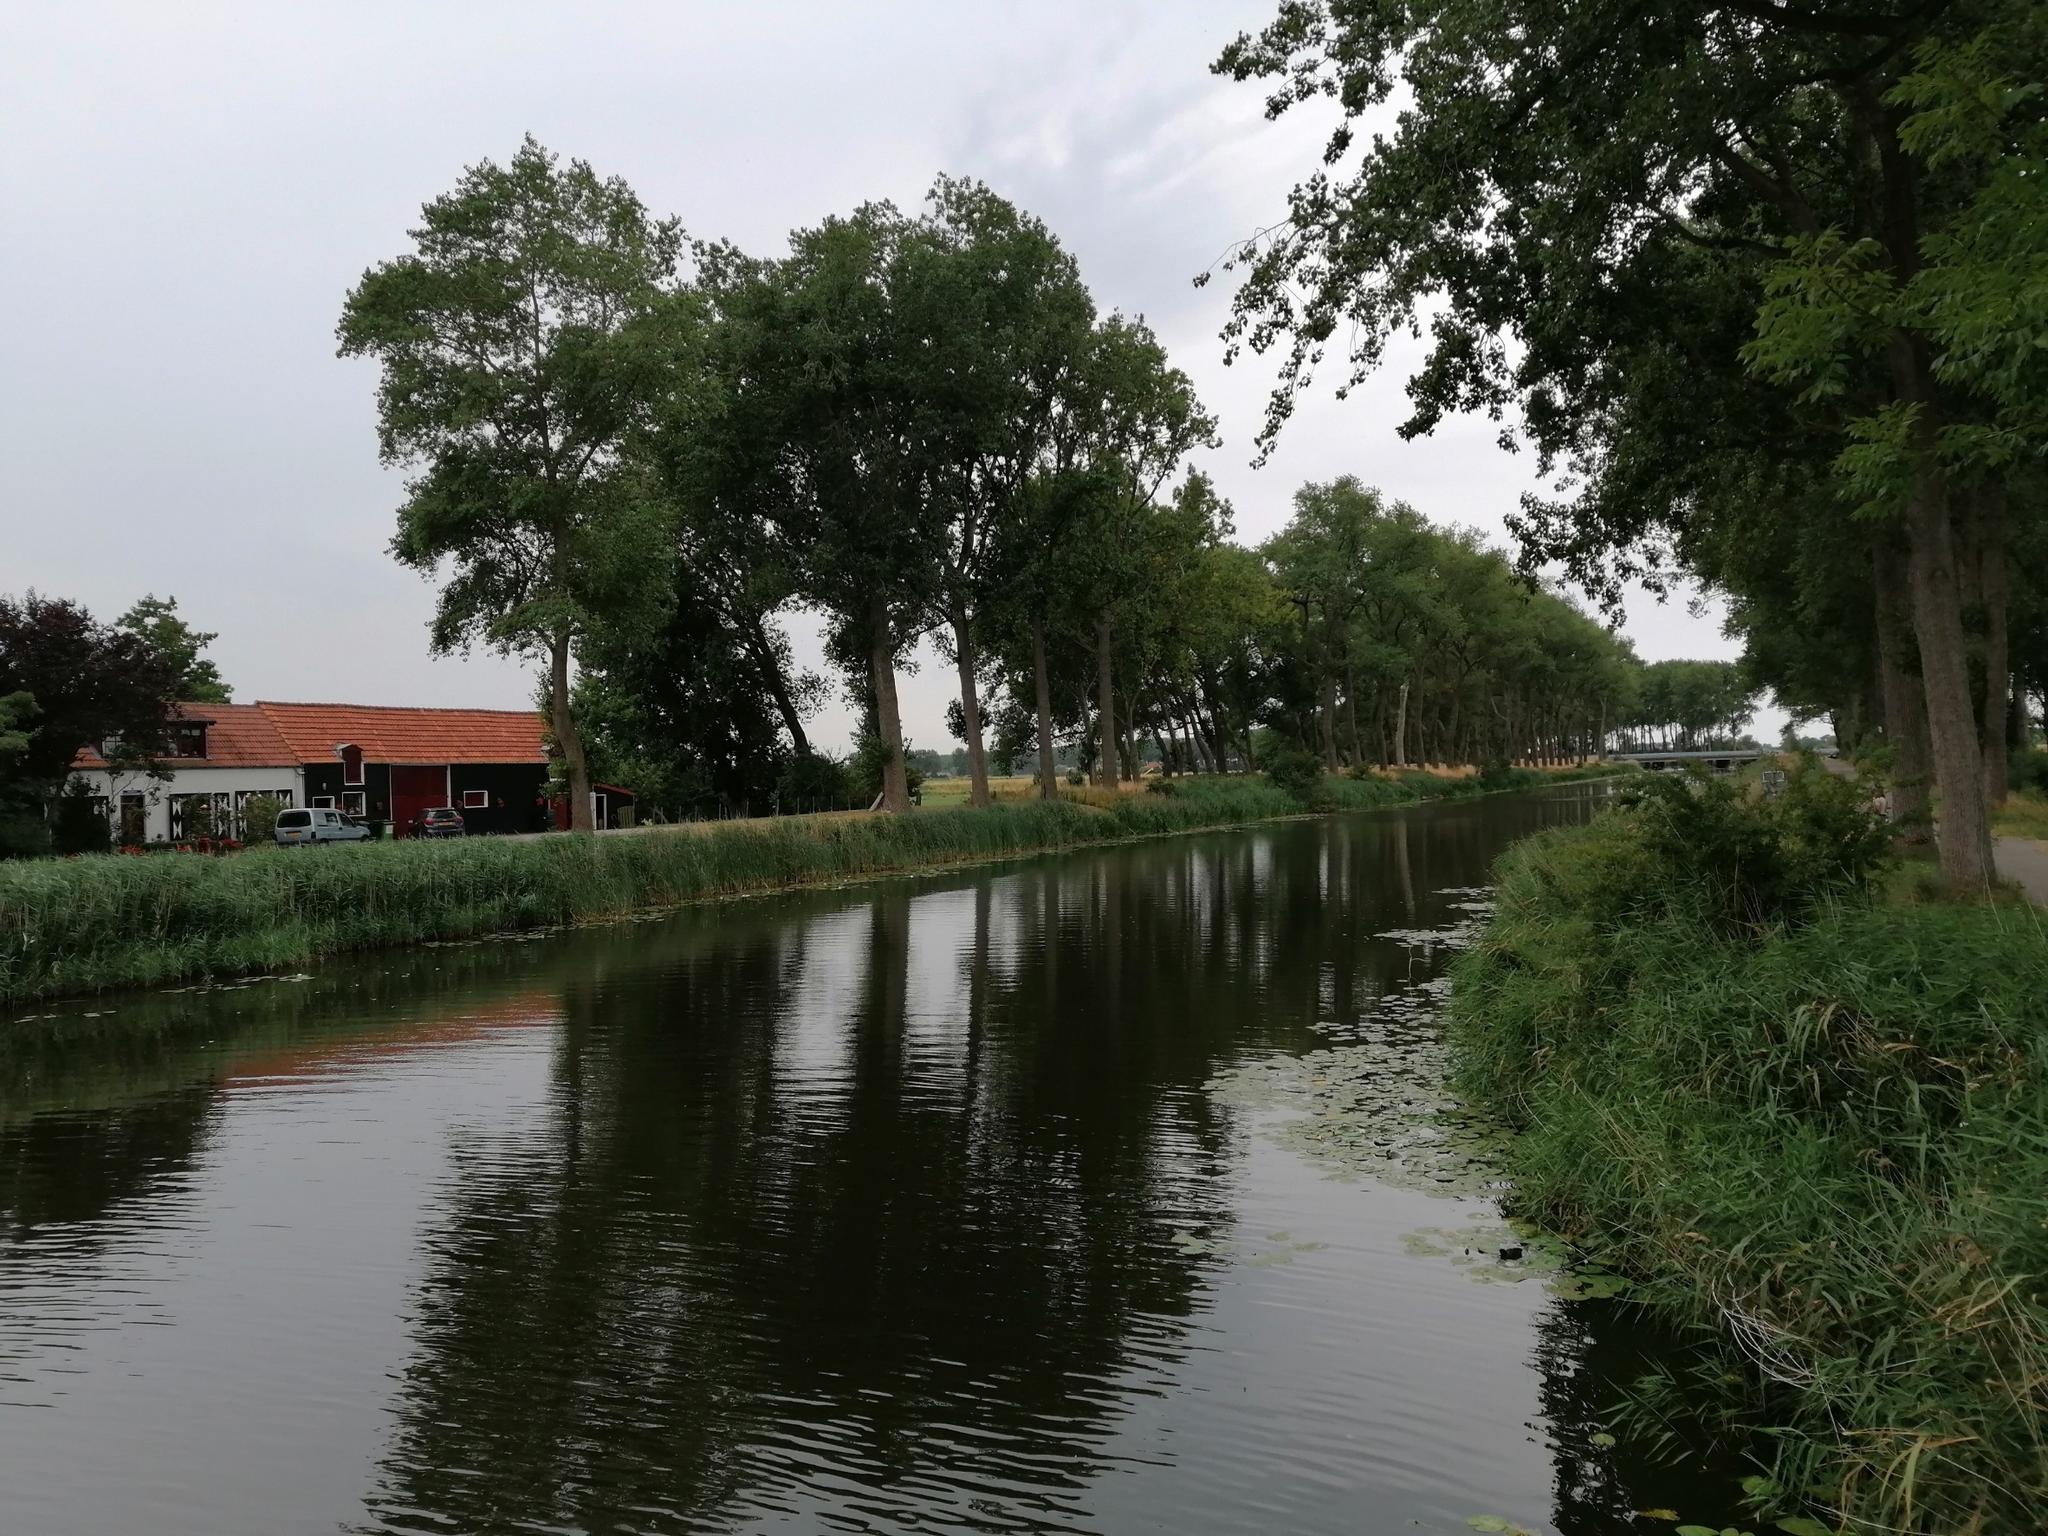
(68, 765, 307, 843)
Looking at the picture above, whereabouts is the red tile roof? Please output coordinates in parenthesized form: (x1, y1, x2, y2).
(71, 702, 300, 771)
(255, 702, 549, 766)
(71, 701, 552, 771)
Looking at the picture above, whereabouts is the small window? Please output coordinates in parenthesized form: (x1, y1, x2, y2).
(339, 744, 365, 787)
(172, 722, 209, 758)
(341, 791, 367, 817)
(312, 796, 335, 809)
(461, 789, 489, 809)
(277, 810, 311, 829)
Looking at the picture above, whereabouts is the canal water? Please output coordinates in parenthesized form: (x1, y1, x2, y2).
(0, 787, 1739, 1535)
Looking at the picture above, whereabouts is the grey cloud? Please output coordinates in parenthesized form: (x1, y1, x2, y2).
(1, 0, 1767, 757)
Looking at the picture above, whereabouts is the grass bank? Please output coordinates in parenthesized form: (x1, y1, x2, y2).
(1449, 768, 2048, 1533)
(1993, 786, 2048, 844)
(2, 764, 1625, 1008)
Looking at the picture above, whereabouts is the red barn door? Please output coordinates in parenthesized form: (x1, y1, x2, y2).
(391, 766, 445, 836)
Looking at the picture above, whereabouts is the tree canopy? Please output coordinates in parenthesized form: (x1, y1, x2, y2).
(116, 594, 231, 703)
(338, 135, 684, 832)
(0, 593, 182, 856)
(1212, 0, 2047, 886)
(320, 137, 1769, 835)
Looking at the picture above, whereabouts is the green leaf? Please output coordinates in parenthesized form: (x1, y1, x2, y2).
(1774, 1521, 1833, 1536)
(1590, 1431, 1617, 1447)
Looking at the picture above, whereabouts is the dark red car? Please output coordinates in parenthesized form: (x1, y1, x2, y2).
(409, 806, 467, 839)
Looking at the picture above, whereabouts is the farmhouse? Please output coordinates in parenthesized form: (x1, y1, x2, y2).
(261, 701, 557, 836)
(69, 703, 305, 844)
(69, 701, 635, 841)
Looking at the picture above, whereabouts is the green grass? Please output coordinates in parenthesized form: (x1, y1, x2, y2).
(1449, 804, 2048, 1533)
(0, 766, 1626, 1008)
(1993, 788, 2048, 844)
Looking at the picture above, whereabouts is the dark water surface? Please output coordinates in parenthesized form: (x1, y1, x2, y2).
(1, 788, 1736, 1535)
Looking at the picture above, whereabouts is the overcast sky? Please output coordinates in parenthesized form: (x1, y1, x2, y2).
(3, 1, 1768, 751)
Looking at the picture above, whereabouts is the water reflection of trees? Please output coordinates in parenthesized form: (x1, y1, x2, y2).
(362, 810, 1504, 1532)
(0, 786, 1630, 1531)
(0, 1085, 216, 1243)
(358, 798, 1615, 1532)
(359, 859, 1238, 1532)
(1531, 1298, 1752, 1536)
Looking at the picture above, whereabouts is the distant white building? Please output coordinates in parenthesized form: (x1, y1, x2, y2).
(69, 703, 305, 843)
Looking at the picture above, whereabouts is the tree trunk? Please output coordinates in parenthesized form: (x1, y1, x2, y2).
(1096, 609, 1119, 791)
(1903, 478, 1994, 887)
(868, 600, 911, 814)
(947, 597, 991, 808)
(743, 615, 811, 759)
(1318, 673, 1340, 773)
(550, 630, 593, 834)
(1344, 668, 1363, 764)
(1031, 617, 1057, 800)
(1868, 97, 1992, 886)
(1974, 486, 2011, 807)
(1392, 681, 1410, 769)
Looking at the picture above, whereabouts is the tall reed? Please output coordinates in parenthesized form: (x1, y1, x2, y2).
(1, 766, 1626, 1009)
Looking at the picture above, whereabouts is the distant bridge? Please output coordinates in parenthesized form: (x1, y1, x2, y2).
(1607, 747, 1836, 776)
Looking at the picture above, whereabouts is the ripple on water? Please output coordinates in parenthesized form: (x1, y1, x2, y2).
(4, 795, 1694, 1536)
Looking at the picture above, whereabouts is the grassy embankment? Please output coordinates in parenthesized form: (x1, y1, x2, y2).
(2, 764, 1624, 1009)
(1450, 767, 2047, 1534)
(1993, 786, 2048, 844)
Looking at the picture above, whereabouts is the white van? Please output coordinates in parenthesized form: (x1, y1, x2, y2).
(273, 807, 372, 846)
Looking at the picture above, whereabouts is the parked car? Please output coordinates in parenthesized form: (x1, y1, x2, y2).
(410, 806, 468, 839)
(273, 807, 372, 847)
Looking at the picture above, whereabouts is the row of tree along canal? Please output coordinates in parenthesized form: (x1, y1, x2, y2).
(332, 145, 1758, 834)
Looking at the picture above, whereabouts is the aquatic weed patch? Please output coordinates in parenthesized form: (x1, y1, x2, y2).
(1206, 884, 1638, 1306)
(1208, 1036, 1507, 1197)
(1208, 892, 1503, 1197)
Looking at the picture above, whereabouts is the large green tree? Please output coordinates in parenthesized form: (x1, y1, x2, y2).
(573, 615, 799, 821)
(0, 690, 43, 857)
(694, 207, 951, 813)
(1260, 485, 1636, 769)
(0, 593, 181, 856)
(909, 178, 1095, 808)
(116, 594, 230, 703)
(1049, 317, 1216, 790)
(1213, 0, 2045, 887)
(338, 136, 682, 832)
